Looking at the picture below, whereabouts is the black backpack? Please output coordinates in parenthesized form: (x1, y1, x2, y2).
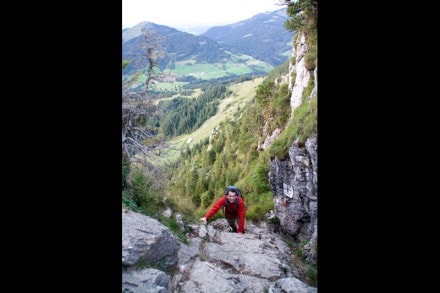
(222, 186, 243, 212)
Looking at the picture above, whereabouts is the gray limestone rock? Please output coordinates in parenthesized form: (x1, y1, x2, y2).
(269, 277, 318, 293)
(269, 136, 317, 265)
(122, 268, 169, 293)
(122, 210, 181, 268)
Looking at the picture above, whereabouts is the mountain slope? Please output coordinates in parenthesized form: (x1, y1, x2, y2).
(122, 22, 231, 75)
(202, 9, 294, 66)
(160, 77, 265, 163)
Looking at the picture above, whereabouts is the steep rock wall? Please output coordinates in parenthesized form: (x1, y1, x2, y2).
(269, 136, 317, 264)
(268, 28, 317, 265)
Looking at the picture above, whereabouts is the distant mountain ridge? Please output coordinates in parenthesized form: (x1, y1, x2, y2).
(122, 9, 293, 80)
(123, 22, 231, 75)
(202, 9, 294, 66)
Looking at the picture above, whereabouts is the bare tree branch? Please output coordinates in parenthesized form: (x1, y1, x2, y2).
(122, 26, 179, 192)
(124, 28, 166, 94)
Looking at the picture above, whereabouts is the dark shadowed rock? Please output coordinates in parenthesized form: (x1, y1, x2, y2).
(269, 136, 317, 264)
(122, 209, 181, 268)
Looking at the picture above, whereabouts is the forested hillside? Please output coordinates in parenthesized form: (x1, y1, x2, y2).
(202, 9, 293, 66)
(158, 84, 228, 136)
(121, 64, 290, 220)
(122, 22, 230, 75)
(163, 55, 316, 222)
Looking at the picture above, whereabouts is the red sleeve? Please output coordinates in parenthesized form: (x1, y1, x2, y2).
(237, 196, 246, 233)
(205, 196, 227, 220)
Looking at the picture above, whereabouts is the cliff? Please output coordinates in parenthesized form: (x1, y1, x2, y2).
(267, 29, 318, 265)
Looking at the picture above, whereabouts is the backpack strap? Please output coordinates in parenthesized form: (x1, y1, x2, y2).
(222, 195, 227, 214)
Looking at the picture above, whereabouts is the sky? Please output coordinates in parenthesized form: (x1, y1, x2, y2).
(122, 0, 283, 30)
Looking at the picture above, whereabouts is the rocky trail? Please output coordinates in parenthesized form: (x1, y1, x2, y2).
(122, 209, 317, 292)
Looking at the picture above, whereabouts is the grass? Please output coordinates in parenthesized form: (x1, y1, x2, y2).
(269, 76, 317, 160)
(123, 53, 272, 93)
(159, 215, 188, 244)
(150, 81, 189, 91)
(279, 234, 317, 288)
(153, 88, 202, 105)
(170, 54, 272, 81)
(134, 256, 179, 275)
(173, 61, 254, 79)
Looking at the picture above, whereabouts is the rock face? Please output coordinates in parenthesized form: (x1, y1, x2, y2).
(269, 136, 317, 264)
(122, 210, 181, 292)
(289, 32, 312, 116)
(171, 219, 316, 292)
(122, 268, 170, 293)
(266, 24, 318, 265)
(122, 210, 181, 267)
(269, 277, 317, 293)
(122, 209, 317, 292)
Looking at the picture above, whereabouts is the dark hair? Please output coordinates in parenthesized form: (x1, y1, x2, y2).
(224, 186, 241, 196)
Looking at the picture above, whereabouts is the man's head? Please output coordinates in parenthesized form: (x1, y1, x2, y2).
(226, 189, 237, 203)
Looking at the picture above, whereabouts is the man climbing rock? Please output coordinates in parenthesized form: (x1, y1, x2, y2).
(200, 186, 246, 233)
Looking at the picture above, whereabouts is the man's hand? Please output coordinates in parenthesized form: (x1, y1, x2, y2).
(199, 217, 207, 223)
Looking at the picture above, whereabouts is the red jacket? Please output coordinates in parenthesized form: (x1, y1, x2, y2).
(204, 195, 246, 233)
